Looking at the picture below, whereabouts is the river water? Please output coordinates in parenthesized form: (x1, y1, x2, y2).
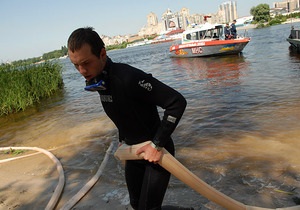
(1, 23, 300, 209)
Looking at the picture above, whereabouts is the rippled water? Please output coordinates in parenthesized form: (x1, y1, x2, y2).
(1, 23, 300, 209)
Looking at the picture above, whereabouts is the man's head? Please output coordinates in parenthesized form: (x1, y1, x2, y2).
(68, 27, 105, 57)
(68, 27, 107, 81)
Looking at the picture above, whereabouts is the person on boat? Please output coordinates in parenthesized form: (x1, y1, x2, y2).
(224, 23, 232, 40)
(213, 33, 219, 39)
(67, 27, 192, 210)
(230, 20, 237, 39)
(289, 26, 295, 38)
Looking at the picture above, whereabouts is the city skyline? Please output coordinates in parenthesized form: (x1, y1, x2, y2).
(1, 0, 275, 62)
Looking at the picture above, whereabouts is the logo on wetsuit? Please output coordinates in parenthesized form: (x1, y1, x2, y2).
(138, 80, 152, 91)
(100, 95, 113, 102)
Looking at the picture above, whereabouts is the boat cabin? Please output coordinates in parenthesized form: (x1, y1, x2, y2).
(289, 27, 300, 39)
(182, 23, 225, 43)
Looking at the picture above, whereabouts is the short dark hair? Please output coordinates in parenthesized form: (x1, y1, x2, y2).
(67, 27, 105, 58)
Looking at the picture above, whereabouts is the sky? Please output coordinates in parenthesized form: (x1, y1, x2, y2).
(0, 0, 275, 62)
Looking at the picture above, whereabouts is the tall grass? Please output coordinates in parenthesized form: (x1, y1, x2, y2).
(0, 62, 63, 116)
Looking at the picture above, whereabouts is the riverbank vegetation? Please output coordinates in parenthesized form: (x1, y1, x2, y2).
(0, 62, 63, 116)
(6, 46, 68, 66)
(251, 3, 300, 28)
(0, 38, 152, 116)
(4, 36, 158, 65)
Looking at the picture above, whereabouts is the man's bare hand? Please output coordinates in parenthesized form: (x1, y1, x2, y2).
(136, 142, 162, 163)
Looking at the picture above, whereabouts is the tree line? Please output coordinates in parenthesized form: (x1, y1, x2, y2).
(2, 46, 68, 66)
(251, 3, 300, 28)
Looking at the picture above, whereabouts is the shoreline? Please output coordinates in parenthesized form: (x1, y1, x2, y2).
(0, 142, 211, 210)
(237, 18, 300, 31)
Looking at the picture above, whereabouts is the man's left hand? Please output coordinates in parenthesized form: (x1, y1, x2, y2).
(136, 142, 162, 163)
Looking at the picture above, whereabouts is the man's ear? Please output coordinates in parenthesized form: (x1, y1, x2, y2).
(100, 48, 106, 58)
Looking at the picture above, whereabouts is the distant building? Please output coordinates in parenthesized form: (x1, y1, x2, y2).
(219, 1, 238, 23)
(272, 0, 300, 13)
(270, 0, 300, 16)
(270, 7, 289, 17)
(162, 8, 179, 31)
(159, 1, 237, 32)
(138, 12, 161, 37)
(101, 34, 128, 46)
(104, 1, 239, 46)
(147, 12, 158, 26)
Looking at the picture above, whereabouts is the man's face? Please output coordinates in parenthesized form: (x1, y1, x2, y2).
(68, 43, 106, 81)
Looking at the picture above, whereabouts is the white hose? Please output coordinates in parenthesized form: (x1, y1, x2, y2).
(0, 146, 65, 210)
(0, 142, 115, 210)
(59, 142, 115, 210)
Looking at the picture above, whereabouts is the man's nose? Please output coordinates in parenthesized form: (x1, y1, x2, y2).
(78, 65, 87, 74)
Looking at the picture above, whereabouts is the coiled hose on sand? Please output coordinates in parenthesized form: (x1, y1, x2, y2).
(0, 142, 114, 210)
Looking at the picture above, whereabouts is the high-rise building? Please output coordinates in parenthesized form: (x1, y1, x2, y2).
(147, 12, 158, 27)
(161, 9, 181, 31)
(138, 2, 238, 37)
(219, 1, 238, 23)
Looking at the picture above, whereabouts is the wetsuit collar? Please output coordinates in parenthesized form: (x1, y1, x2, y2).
(84, 56, 112, 91)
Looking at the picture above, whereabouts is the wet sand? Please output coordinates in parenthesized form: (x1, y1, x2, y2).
(0, 102, 300, 210)
(0, 140, 134, 210)
(0, 140, 211, 210)
(1, 132, 300, 210)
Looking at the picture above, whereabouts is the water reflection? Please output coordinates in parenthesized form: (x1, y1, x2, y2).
(171, 54, 249, 87)
(168, 55, 255, 144)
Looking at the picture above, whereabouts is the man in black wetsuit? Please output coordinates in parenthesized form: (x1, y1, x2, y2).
(67, 27, 192, 210)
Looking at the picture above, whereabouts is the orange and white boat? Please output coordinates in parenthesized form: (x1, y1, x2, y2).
(169, 22, 250, 58)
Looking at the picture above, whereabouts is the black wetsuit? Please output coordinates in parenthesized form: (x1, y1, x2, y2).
(90, 57, 186, 210)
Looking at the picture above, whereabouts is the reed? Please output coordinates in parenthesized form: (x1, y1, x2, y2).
(0, 62, 63, 116)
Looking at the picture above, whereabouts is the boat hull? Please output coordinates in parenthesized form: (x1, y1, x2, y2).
(169, 38, 250, 58)
(287, 37, 300, 49)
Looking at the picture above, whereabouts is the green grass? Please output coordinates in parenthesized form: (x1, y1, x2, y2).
(0, 62, 63, 116)
(2, 148, 25, 155)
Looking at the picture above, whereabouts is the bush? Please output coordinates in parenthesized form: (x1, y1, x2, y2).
(256, 22, 267, 28)
(268, 18, 283, 26)
(0, 62, 63, 116)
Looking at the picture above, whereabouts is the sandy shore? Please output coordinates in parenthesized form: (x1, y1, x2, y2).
(1, 139, 300, 210)
(0, 141, 215, 210)
(0, 142, 135, 210)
